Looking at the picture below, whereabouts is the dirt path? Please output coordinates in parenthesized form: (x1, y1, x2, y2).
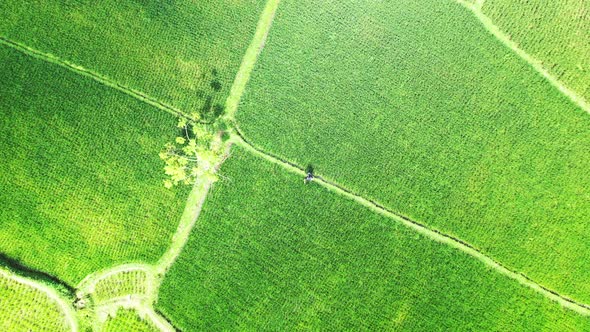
(454, 0, 590, 115)
(233, 129, 590, 316)
(155, 0, 281, 279)
(0, 37, 185, 119)
(223, 0, 281, 120)
(0, 268, 79, 331)
(154, 178, 214, 277)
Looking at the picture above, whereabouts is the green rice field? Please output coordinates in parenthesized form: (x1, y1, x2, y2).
(0, 269, 71, 332)
(482, 0, 590, 101)
(237, 0, 590, 303)
(157, 147, 590, 331)
(0, 46, 188, 285)
(0, 0, 265, 120)
(0, 0, 588, 330)
(102, 309, 158, 332)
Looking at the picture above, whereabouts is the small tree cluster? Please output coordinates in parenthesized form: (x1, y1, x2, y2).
(159, 115, 224, 188)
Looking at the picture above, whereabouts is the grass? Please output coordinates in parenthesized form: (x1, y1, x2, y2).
(0, 270, 70, 332)
(156, 147, 590, 331)
(93, 269, 149, 305)
(1, 0, 588, 328)
(236, 0, 590, 303)
(481, 0, 590, 101)
(101, 309, 158, 332)
(0, 45, 189, 285)
(0, 0, 266, 121)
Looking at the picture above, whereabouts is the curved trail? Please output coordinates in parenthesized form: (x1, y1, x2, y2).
(76, 263, 152, 294)
(0, 268, 79, 331)
(94, 296, 176, 332)
(0, 252, 75, 293)
(0, 1, 282, 331)
(454, 0, 590, 115)
(232, 129, 590, 316)
(80, 264, 177, 331)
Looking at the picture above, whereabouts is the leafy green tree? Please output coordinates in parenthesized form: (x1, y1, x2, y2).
(159, 115, 224, 188)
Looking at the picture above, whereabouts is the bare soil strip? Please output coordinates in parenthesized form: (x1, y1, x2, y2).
(233, 128, 590, 316)
(155, 0, 281, 279)
(155, 177, 215, 277)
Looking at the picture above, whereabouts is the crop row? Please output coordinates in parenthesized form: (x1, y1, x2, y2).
(236, 0, 590, 303)
(156, 147, 590, 331)
(482, 0, 590, 101)
(0, 270, 70, 332)
(101, 309, 158, 332)
(93, 270, 149, 305)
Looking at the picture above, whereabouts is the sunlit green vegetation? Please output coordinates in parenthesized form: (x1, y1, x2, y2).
(156, 147, 590, 331)
(102, 309, 158, 332)
(0, 46, 188, 285)
(0, 270, 70, 332)
(0, 0, 265, 121)
(92, 270, 149, 305)
(482, 0, 590, 100)
(1, 0, 588, 329)
(237, 0, 590, 303)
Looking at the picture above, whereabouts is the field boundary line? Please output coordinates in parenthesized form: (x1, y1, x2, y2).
(94, 297, 176, 332)
(233, 129, 590, 316)
(454, 0, 590, 115)
(0, 268, 79, 331)
(0, 36, 187, 119)
(154, 0, 281, 278)
(95, 294, 150, 308)
(223, 0, 280, 120)
(76, 263, 152, 295)
(155, 177, 214, 276)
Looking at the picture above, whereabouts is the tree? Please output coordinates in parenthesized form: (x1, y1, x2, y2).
(159, 115, 224, 188)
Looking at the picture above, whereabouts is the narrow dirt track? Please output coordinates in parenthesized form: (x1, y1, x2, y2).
(454, 0, 590, 115)
(0, 36, 186, 119)
(233, 128, 590, 316)
(0, 269, 79, 331)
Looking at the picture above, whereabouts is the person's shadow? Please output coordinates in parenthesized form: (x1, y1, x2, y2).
(304, 164, 314, 184)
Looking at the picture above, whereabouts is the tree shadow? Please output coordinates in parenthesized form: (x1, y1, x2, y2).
(195, 67, 227, 122)
(0, 252, 75, 295)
